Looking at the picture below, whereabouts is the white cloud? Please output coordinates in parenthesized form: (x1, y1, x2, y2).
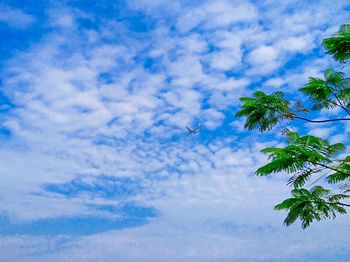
(283, 57, 330, 91)
(216, 78, 250, 91)
(201, 109, 224, 130)
(176, 0, 258, 32)
(202, 1, 258, 29)
(178, 33, 208, 54)
(209, 50, 241, 71)
(0, 5, 35, 28)
(248, 45, 279, 65)
(264, 77, 284, 89)
(127, 0, 181, 14)
(51, 13, 74, 28)
(276, 35, 314, 52)
(308, 127, 335, 138)
(1, 1, 350, 261)
(329, 133, 347, 144)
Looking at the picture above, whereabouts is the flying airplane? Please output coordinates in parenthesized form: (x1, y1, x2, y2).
(186, 125, 201, 135)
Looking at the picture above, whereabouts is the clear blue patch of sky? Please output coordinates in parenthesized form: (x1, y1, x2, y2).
(0, 0, 157, 74)
(220, 221, 279, 235)
(0, 1, 50, 70)
(0, 89, 12, 110)
(69, 0, 157, 32)
(0, 203, 157, 235)
(0, 127, 11, 138)
(43, 175, 144, 199)
(1, 0, 349, 253)
(0, 88, 12, 138)
(142, 56, 165, 73)
(295, 252, 350, 262)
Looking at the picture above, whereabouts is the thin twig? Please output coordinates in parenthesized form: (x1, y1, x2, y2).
(293, 115, 350, 123)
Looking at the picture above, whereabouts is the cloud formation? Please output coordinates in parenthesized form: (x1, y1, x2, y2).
(1, 0, 350, 261)
(0, 5, 35, 28)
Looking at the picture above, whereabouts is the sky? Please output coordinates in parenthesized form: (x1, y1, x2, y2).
(1, 0, 350, 261)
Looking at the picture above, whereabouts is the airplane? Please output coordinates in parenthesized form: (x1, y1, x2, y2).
(186, 125, 201, 135)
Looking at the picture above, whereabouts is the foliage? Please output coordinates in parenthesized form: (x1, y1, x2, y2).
(323, 24, 350, 63)
(236, 24, 350, 228)
(299, 68, 350, 112)
(275, 186, 349, 229)
(236, 91, 291, 131)
(256, 132, 345, 182)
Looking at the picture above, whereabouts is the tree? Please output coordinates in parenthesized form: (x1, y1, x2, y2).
(236, 24, 350, 229)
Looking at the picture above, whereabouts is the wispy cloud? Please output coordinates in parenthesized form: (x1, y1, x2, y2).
(0, 5, 35, 29)
(1, 0, 350, 261)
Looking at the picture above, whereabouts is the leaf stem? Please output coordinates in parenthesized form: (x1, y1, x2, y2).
(293, 115, 350, 123)
(332, 91, 350, 116)
(311, 161, 350, 177)
(326, 201, 350, 207)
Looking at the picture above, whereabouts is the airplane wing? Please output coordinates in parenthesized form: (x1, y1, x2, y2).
(186, 126, 193, 132)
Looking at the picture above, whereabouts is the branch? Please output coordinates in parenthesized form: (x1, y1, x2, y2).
(307, 170, 332, 187)
(303, 200, 350, 207)
(312, 162, 350, 177)
(326, 201, 350, 207)
(332, 91, 350, 116)
(260, 104, 350, 124)
(293, 115, 350, 123)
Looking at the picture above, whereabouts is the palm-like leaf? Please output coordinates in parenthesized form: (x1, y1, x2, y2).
(275, 187, 348, 229)
(235, 91, 291, 131)
(299, 77, 333, 110)
(327, 162, 350, 183)
(259, 133, 350, 227)
(299, 66, 350, 112)
(323, 24, 350, 63)
(256, 133, 340, 177)
(236, 24, 350, 229)
(288, 168, 314, 188)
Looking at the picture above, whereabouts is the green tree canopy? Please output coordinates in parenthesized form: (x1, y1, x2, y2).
(323, 24, 350, 63)
(236, 24, 350, 229)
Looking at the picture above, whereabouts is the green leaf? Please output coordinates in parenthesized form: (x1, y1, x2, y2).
(324, 68, 334, 80)
(323, 24, 350, 63)
(274, 198, 296, 210)
(326, 143, 346, 158)
(327, 172, 350, 183)
(328, 193, 350, 202)
(275, 187, 348, 229)
(235, 91, 291, 131)
(291, 188, 311, 198)
(236, 24, 350, 229)
(339, 24, 350, 34)
(260, 147, 283, 153)
(288, 169, 314, 188)
(310, 186, 329, 197)
(299, 77, 334, 110)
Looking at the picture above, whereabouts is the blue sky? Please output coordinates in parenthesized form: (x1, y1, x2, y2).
(1, 0, 350, 261)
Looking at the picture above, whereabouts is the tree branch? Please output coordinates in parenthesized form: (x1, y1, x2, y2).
(307, 170, 332, 187)
(311, 161, 350, 177)
(326, 201, 350, 207)
(261, 104, 350, 123)
(332, 91, 350, 116)
(293, 115, 350, 123)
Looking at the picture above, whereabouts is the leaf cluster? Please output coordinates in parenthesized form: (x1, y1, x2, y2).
(323, 24, 350, 63)
(275, 186, 349, 229)
(236, 26, 350, 132)
(254, 133, 350, 229)
(235, 91, 291, 131)
(257, 132, 348, 187)
(299, 68, 350, 111)
(327, 156, 350, 183)
(235, 24, 350, 228)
